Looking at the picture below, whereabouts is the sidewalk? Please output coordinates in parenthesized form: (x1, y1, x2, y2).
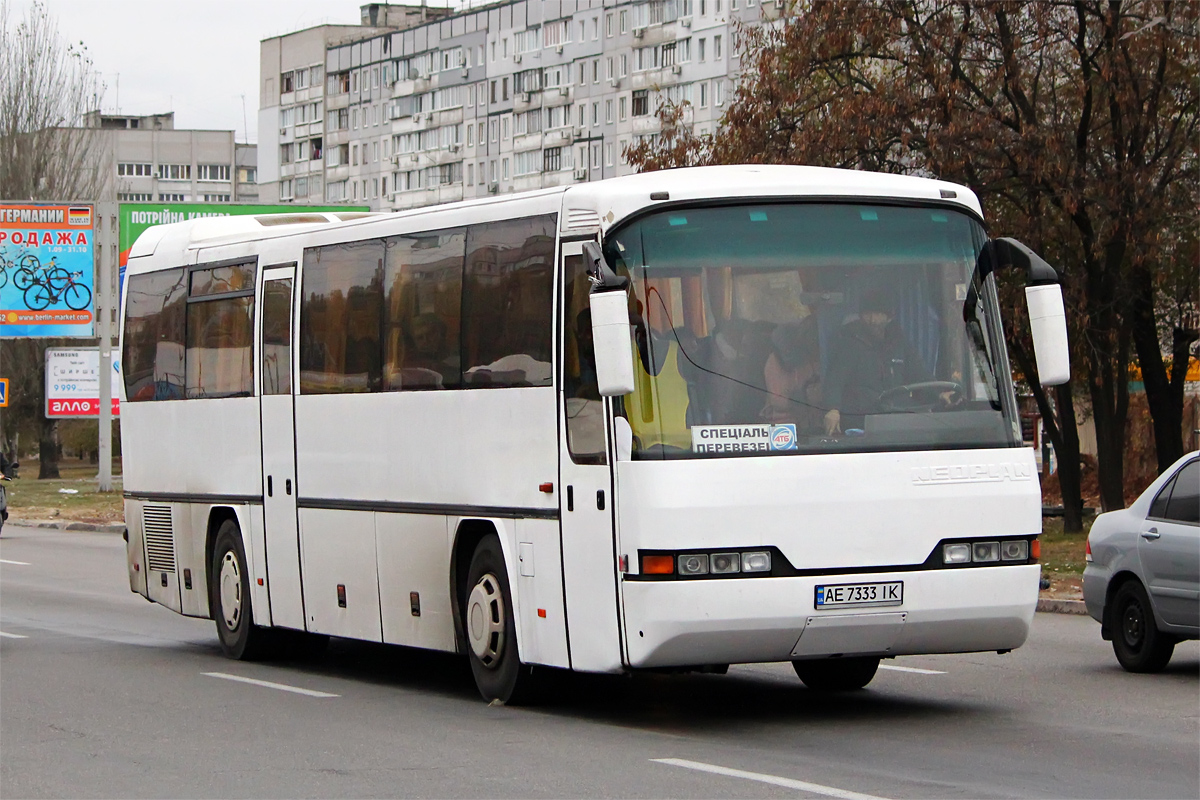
(9, 517, 1091, 614)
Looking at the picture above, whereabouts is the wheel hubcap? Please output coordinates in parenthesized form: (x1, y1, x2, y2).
(219, 551, 243, 631)
(1122, 601, 1144, 648)
(466, 573, 505, 667)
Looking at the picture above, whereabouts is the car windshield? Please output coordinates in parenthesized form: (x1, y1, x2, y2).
(602, 202, 1018, 459)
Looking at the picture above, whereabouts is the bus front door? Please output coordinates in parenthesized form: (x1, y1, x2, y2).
(258, 266, 305, 630)
(558, 245, 624, 672)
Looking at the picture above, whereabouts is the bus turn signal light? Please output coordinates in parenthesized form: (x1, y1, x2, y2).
(1031, 539, 1041, 561)
(641, 554, 675, 574)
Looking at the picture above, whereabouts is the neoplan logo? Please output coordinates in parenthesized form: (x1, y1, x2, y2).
(911, 462, 1034, 485)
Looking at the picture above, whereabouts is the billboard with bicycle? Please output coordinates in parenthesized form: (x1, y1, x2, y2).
(0, 203, 95, 338)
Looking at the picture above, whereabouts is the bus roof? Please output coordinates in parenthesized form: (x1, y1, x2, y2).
(126, 165, 982, 264)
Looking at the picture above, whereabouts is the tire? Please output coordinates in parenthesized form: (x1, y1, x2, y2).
(1109, 580, 1176, 673)
(0, 268, 8, 289)
(64, 283, 91, 311)
(18, 254, 39, 271)
(463, 535, 537, 703)
(792, 656, 881, 691)
(13, 268, 35, 291)
(210, 519, 274, 660)
(24, 282, 52, 311)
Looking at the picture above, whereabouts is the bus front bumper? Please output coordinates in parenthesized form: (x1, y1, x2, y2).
(621, 564, 1040, 668)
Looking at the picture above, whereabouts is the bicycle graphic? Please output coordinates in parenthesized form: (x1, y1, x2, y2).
(0, 246, 37, 290)
(13, 255, 70, 294)
(24, 269, 91, 311)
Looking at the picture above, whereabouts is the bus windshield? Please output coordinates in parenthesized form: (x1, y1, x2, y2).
(603, 202, 1017, 459)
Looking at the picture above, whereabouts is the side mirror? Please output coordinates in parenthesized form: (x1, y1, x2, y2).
(590, 290, 636, 397)
(1025, 283, 1070, 386)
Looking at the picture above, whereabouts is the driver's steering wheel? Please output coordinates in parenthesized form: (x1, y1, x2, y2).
(878, 381, 963, 412)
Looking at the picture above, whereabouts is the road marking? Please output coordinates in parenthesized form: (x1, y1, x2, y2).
(652, 758, 889, 800)
(0, 558, 31, 566)
(879, 664, 946, 675)
(0, 631, 28, 638)
(203, 672, 339, 698)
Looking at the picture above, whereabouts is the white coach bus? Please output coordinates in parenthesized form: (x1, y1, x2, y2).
(120, 165, 1069, 702)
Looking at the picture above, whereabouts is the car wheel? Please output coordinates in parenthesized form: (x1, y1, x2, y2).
(792, 656, 880, 691)
(463, 535, 538, 703)
(210, 519, 275, 660)
(1110, 580, 1176, 673)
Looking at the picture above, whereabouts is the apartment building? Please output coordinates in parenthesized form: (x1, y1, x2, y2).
(89, 111, 256, 204)
(259, 0, 776, 211)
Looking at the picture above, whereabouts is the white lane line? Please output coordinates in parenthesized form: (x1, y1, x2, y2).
(202, 672, 339, 698)
(878, 664, 946, 675)
(652, 758, 889, 800)
(0, 631, 29, 639)
(0, 559, 31, 566)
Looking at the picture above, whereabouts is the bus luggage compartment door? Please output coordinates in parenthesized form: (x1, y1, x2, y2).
(790, 612, 907, 658)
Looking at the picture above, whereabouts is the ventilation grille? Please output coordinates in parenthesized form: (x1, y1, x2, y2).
(565, 208, 601, 230)
(142, 505, 176, 574)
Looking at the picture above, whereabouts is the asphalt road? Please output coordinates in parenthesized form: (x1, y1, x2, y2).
(2, 525, 1197, 799)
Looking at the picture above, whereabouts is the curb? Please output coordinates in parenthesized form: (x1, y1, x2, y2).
(1037, 597, 1088, 615)
(8, 518, 126, 534)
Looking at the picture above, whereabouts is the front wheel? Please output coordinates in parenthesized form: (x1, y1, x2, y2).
(64, 283, 91, 311)
(463, 535, 537, 703)
(13, 268, 36, 291)
(210, 519, 273, 660)
(792, 656, 880, 691)
(1110, 580, 1176, 673)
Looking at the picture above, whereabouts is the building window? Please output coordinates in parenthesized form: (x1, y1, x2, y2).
(197, 164, 230, 182)
(605, 143, 614, 166)
(281, 71, 294, 94)
(606, 99, 613, 124)
(157, 164, 191, 181)
(620, 9, 628, 33)
(544, 147, 562, 172)
(158, 193, 189, 202)
(117, 193, 152, 202)
(117, 163, 152, 177)
(606, 12, 613, 37)
(714, 35, 723, 59)
(619, 96, 628, 121)
(632, 90, 649, 117)
(202, 194, 231, 203)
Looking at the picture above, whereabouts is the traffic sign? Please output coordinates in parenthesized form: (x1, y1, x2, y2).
(0, 378, 7, 407)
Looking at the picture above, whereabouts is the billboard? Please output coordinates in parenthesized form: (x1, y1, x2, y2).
(119, 202, 370, 270)
(45, 347, 121, 418)
(0, 203, 95, 337)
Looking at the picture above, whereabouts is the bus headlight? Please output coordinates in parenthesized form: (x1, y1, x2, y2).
(1000, 540, 1029, 561)
(710, 553, 740, 574)
(741, 551, 772, 573)
(943, 543, 972, 564)
(677, 554, 710, 575)
(972, 542, 1000, 562)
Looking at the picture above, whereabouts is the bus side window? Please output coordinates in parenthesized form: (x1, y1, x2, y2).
(461, 215, 556, 388)
(383, 229, 465, 390)
(299, 240, 384, 393)
(123, 268, 187, 401)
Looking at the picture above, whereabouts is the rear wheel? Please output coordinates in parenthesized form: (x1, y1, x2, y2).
(210, 519, 273, 660)
(792, 656, 880, 691)
(463, 535, 537, 703)
(1110, 580, 1175, 673)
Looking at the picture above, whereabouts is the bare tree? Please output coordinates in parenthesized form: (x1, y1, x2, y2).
(0, 0, 108, 478)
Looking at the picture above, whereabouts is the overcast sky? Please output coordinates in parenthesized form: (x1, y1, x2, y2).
(10, 0, 459, 143)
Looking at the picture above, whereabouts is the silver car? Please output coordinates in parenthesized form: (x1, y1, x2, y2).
(1083, 451, 1199, 671)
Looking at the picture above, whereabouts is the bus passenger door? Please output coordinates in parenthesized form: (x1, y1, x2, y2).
(558, 244, 624, 672)
(258, 266, 305, 630)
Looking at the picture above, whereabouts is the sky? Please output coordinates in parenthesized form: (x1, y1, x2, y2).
(9, 0, 459, 143)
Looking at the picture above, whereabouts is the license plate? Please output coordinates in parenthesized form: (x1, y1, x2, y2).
(815, 581, 903, 609)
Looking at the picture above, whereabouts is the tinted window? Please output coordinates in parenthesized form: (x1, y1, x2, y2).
(383, 229, 465, 390)
(299, 240, 385, 393)
(462, 216, 555, 387)
(123, 268, 187, 401)
(1164, 460, 1199, 524)
(1149, 475, 1176, 519)
(185, 262, 256, 399)
(262, 279, 293, 395)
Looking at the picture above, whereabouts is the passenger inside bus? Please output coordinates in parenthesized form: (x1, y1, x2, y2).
(761, 314, 825, 434)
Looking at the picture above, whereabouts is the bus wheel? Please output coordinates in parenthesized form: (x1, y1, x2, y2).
(792, 656, 880, 691)
(463, 535, 536, 703)
(211, 519, 273, 660)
